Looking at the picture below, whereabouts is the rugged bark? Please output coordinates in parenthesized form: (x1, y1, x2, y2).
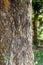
(0, 0, 34, 65)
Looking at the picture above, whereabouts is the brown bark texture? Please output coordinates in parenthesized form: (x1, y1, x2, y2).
(0, 0, 34, 65)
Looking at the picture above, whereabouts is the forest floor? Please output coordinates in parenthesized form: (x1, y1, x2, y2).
(34, 51, 43, 65)
(33, 46, 43, 65)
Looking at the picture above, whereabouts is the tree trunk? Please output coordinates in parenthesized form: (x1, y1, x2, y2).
(33, 13, 39, 47)
(0, 0, 34, 65)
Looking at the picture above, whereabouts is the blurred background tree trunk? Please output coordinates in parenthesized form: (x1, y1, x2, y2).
(33, 13, 39, 47)
(0, 0, 34, 65)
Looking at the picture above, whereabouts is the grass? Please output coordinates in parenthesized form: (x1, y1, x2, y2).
(34, 51, 43, 65)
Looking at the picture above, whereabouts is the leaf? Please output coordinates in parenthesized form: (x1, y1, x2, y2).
(3, 56, 10, 61)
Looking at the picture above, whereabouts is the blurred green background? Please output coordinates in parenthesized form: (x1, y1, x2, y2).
(32, 0, 43, 65)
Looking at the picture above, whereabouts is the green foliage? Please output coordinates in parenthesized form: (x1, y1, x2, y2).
(32, 0, 43, 46)
(37, 26, 43, 40)
(32, 0, 43, 13)
(3, 56, 10, 61)
(34, 51, 43, 65)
